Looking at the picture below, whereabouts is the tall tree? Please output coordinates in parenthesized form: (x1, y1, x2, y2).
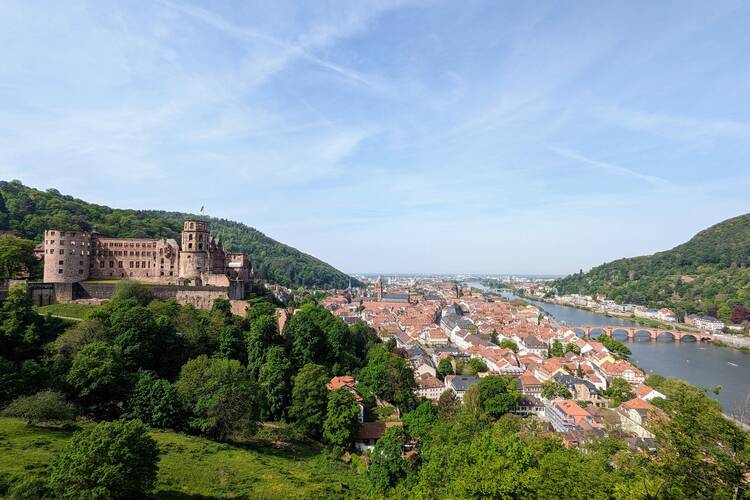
(289, 363, 330, 439)
(258, 346, 293, 421)
(323, 389, 360, 450)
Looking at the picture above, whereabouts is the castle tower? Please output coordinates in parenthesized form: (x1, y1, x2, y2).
(43, 230, 93, 283)
(178, 219, 210, 285)
(376, 275, 383, 301)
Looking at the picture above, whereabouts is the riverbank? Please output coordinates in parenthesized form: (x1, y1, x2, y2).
(713, 334, 750, 353)
(523, 295, 703, 332)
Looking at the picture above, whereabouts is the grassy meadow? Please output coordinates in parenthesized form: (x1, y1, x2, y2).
(0, 418, 367, 499)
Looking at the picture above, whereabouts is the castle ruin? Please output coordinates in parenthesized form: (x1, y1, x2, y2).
(40, 219, 251, 306)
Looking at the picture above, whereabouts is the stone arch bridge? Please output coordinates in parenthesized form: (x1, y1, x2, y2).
(570, 325, 714, 343)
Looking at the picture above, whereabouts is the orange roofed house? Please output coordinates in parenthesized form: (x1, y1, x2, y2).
(545, 399, 600, 433)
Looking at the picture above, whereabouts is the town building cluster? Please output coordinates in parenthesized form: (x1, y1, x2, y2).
(322, 277, 668, 450)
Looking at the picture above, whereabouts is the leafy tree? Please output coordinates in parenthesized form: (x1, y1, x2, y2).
(48, 419, 159, 499)
(463, 384, 482, 418)
(217, 325, 246, 363)
(0, 235, 37, 279)
(437, 358, 454, 379)
(541, 380, 572, 400)
(175, 355, 259, 440)
(246, 314, 280, 379)
(402, 399, 438, 441)
(649, 378, 750, 498)
(258, 346, 293, 421)
(125, 371, 184, 429)
(498, 339, 518, 353)
(437, 389, 459, 420)
(565, 343, 581, 355)
(602, 378, 634, 407)
(246, 298, 276, 323)
(478, 376, 520, 419)
(2, 390, 76, 426)
(549, 340, 564, 358)
(289, 363, 330, 439)
(112, 281, 153, 305)
(357, 345, 416, 411)
(323, 389, 360, 449)
(0, 284, 53, 362)
(66, 341, 128, 418)
(599, 335, 631, 359)
(283, 304, 330, 369)
(367, 426, 409, 493)
(464, 358, 489, 375)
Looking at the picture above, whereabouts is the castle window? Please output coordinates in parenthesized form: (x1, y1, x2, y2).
(109, 261, 114, 268)
(189, 234, 193, 241)
(136, 262, 140, 268)
(79, 260, 84, 266)
(188, 243, 193, 249)
(60, 240, 65, 245)
(59, 260, 63, 265)
(198, 234, 203, 241)
(169, 271, 173, 276)
(78, 270, 83, 275)
(198, 244, 203, 250)
(129, 262, 134, 268)
(50, 231, 55, 236)
(118, 262, 123, 268)
(59, 249, 64, 255)
(190, 223, 195, 229)
(160, 271, 164, 276)
(100, 261, 105, 268)
(58, 269, 62, 274)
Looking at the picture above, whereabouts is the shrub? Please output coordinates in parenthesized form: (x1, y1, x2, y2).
(48, 419, 159, 499)
(1, 390, 76, 426)
(112, 281, 153, 305)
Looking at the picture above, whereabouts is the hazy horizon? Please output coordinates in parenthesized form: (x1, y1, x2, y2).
(2, 1, 749, 275)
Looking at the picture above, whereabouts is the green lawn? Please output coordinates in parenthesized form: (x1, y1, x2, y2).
(0, 418, 367, 499)
(34, 303, 100, 320)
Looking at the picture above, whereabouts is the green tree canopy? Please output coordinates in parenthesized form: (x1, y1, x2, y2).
(323, 389, 360, 449)
(175, 355, 259, 441)
(289, 363, 330, 439)
(48, 419, 159, 499)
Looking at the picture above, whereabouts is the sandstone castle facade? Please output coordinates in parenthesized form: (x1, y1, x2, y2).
(42, 219, 251, 300)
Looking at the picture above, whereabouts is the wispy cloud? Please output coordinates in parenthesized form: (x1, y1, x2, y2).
(159, 0, 382, 88)
(596, 106, 750, 141)
(550, 147, 673, 187)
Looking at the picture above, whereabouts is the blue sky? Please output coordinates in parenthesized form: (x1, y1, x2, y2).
(2, 1, 749, 275)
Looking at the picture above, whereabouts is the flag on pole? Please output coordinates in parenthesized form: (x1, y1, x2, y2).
(199, 205, 204, 214)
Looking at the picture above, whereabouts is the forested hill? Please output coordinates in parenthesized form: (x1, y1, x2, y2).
(553, 213, 750, 322)
(0, 180, 361, 289)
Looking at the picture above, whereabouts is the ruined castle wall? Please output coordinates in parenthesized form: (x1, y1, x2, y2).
(175, 289, 228, 310)
(43, 230, 93, 283)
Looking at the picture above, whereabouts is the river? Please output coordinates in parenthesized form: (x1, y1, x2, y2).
(465, 282, 750, 419)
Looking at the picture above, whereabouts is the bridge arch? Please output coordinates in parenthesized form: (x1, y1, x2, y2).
(633, 329, 652, 341)
(570, 327, 586, 338)
(611, 328, 630, 340)
(679, 333, 698, 342)
(656, 331, 675, 341)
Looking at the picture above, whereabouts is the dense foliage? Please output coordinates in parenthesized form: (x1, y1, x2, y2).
(48, 419, 159, 499)
(0, 180, 360, 288)
(554, 213, 750, 322)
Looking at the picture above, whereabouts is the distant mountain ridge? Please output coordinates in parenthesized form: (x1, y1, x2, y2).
(553, 214, 750, 322)
(0, 180, 361, 289)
